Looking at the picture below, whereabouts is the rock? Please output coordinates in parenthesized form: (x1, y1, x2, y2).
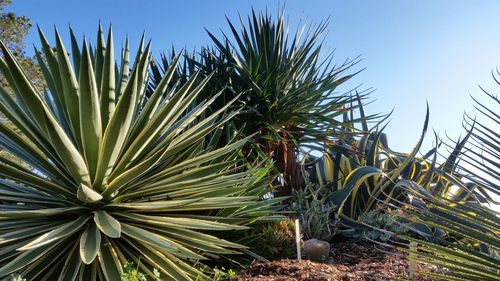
(303, 239, 330, 261)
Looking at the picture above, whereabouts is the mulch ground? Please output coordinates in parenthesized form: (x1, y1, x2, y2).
(234, 241, 444, 280)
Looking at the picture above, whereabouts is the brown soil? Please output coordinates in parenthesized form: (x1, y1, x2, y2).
(234, 241, 443, 281)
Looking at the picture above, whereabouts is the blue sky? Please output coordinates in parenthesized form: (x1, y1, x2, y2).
(8, 0, 500, 152)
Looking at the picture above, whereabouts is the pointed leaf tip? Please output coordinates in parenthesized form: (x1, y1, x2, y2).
(93, 211, 121, 238)
(80, 222, 101, 264)
(77, 184, 103, 203)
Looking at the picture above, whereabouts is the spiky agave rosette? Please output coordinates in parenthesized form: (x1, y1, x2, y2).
(0, 25, 278, 281)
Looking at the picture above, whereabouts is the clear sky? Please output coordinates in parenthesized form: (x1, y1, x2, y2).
(7, 0, 500, 153)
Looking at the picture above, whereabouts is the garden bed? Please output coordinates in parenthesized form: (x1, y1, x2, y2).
(234, 242, 443, 280)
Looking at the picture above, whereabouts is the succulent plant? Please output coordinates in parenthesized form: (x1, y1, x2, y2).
(0, 25, 277, 280)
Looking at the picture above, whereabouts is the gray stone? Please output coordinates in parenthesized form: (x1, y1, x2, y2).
(303, 238, 330, 261)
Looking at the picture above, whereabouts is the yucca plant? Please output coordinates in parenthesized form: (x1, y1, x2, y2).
(0, 25, 279, 281)
(151, 10, 377, 196)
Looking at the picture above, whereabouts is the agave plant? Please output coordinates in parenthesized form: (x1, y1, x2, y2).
(451, 81, 499, 202)
(384, 78, 500, 281)
(385, 187, 500, 280)
(0, 25, 278, 280)
(151, 10, 377, 196)
(333, 80, 499, 280)
(303, 99, 427, 221)
(311, 95, 494, 225)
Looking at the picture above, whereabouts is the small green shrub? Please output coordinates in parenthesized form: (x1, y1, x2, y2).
(120, 261, 161, 281)
(211, 267, 236, 281)
(235, 219, 296, 261)
(291, 182, 340, 242)
(194, 265, 237, 281)
(359, 208, 408, 242)
(248, 220, 297, 260)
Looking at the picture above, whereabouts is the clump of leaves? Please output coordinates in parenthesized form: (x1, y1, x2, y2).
(359, 208, 408, 242)
(121, 261, 150, 281)
(243, 220, 297, 261)
(211, 267, 236, 281)
(291, 181, 340, 242)
(194, 265, 237, 281)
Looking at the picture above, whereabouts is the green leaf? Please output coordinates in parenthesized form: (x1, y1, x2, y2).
(115, 213, 246, 231)
(100, 26, 116, 129)
(37, 26, 66, 118)
(79, 261, 97, 281)
(80, 222, 101, 264)
(116, 38, 130, 97)
(79, 39, 102, 180)
(69, 26, 81, 78)
(93, 43, 151, 190)
(77, 184, 103, 203)
(120, 237, 195, 281)
(93, 210, 121, 238)
(94, 23, 106, 92)
(330, 166, 385, 214)
(0, 207, 87, 220)
(54, 27, 82, 147)
(58, 241, 81, 281)
(0, 43, 47, 131)
(18, 216, 89, 251)
(0, 162, 76, 199)
(121, 223, 203, 260)
(0, 222, 61, 246)
(97, 237, 122, 281)
(0, 241, 58, 277)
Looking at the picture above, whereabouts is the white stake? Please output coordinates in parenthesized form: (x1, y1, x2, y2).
(295, 218, 301, 260)
(409, 241, 417, 280)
